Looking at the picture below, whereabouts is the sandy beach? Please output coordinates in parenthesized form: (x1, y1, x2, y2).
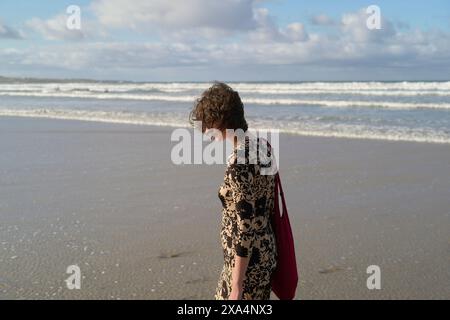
(0, 116, 449, 300)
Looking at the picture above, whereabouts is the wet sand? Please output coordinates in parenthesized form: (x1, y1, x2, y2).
(0, 116, 449, 299)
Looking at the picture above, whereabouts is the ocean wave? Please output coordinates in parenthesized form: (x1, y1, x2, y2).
(0, 108, 188, 128)
(245, 98, 450, 110)
(1, 91, 450, 110)
(2, 87, 450, 97)
(232, 89, 450, 96)
(1, 81, 450, 94)
(1, 107, 449, 145)
(275, 128, 450, 144)
(2, 80, 450, 89)
(0, 91, 196, 102)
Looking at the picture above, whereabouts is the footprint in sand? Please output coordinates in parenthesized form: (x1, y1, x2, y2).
(185, 277, 211, 284)
(318, 265, 344, 274)
(158, 251, 192, 259)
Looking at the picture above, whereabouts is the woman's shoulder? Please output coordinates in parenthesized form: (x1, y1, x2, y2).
(228, 135, 274, 171)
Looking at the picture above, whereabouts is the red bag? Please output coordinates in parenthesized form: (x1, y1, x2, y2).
(271, 173, 298, 300)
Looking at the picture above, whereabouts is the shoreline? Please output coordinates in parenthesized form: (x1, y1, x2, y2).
(1, 114, 449, 146)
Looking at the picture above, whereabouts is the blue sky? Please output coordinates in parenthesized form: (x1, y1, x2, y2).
(1, 0, 449, 81)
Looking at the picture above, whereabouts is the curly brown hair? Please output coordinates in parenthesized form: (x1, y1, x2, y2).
(189, 82, 248, 133)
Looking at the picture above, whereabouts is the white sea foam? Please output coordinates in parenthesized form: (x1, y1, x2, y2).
(1, 81, 450, 94)
(1, 108, 449, 145)
(1, 91, 450, 110)
(0, 108, 189, 128)
(245, 98, 450, 110)
(3, 81, 450, 91)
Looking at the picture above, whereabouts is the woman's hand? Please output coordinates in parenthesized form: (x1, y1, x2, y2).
(229, 284, 243, 300)
(229, 255, 249, 300)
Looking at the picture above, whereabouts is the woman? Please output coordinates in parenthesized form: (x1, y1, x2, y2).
(190, 82, 277, 300)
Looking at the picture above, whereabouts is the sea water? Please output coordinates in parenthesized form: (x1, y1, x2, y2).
(1, 79, 449, 144)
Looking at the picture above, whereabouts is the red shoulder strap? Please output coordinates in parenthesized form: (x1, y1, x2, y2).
(275, 173, 288, 218)
(259, 137, 286, 217)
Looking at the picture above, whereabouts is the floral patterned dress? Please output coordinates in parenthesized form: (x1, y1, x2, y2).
(215, 137, 277, 300)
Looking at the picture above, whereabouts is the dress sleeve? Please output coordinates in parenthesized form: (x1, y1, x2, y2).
(227, 163, 256, 258)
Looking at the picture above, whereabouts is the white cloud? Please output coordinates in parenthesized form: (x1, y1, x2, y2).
(27, 15, 85, 40)
(89, 1, 308, 44)
(5, 7, 450, 80)
(249, 8, 308, 43)
(310, 14, 336, 26)
(341, 9, 395, 43)
(0, 21, 24, 39)
(284, 23, 308, 42)
(91, 0, 257, 32)
(3, 42, 211, 71)
(7, 25, 449, 72)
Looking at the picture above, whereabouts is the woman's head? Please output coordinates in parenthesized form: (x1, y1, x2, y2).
(189, 82, 248, 138)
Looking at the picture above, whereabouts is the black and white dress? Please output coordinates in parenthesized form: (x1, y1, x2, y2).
(215, 137, 277, 300)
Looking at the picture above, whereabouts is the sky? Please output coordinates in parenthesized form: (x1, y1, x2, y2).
(1, 0, 450, 81)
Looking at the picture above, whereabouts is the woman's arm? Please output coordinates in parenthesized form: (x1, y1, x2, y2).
(229, 256, 250, 300)
(226, 163, 256, 300)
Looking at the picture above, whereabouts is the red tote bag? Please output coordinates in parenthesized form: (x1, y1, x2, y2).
(271, 172, 298, 300)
